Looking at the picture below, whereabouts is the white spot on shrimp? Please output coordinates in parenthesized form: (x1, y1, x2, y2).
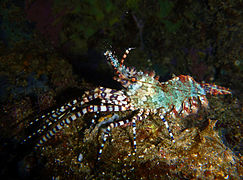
(77, 153, 83, 162)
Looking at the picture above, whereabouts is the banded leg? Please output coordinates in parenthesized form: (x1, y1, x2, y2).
(23, 99, 79, 144)
(88, 103, 127, 126)
(33, 99, 79, 125)
(100, 93, 130, 106)
(36, 104, 131, 147)
(97, 109, 149, 161)
(120, 48, 135, 67)
(104, 49, 137, 81)
(159, 113, 175, 143)
(81, 87, 125, 105)
(36, 109, 81, 147)
(81, 86, 129, 130)
(97, 114, 125, 161)
(88, 112, 100, 132)
(131, 109, 145, 154)
(80, 87, 128, 129)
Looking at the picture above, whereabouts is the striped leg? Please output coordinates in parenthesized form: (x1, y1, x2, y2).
(120, 48, 135, 67)
(97, 115, 126, 161)
(81, 87, 122, 105)
(101, 94, 130, 106)
(133, 110, 150, 152)
(97, 109, 149, 161)
(88, 112, 100, 132)
(23, 99, 79, 144)
(29, 99, 78, 127)
(36, 104, 130, 147)
(86, 98, 128, 130)
(158, 113, 175, 143)
(104, 49, 137, 81)
(81, 104, 130, 114)
(81, 87, 109, 131)
(36, 109, 82, 147)
(81, 87, 129, 128)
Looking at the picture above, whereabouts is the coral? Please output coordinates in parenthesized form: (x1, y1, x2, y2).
(36, 112, 241, 179)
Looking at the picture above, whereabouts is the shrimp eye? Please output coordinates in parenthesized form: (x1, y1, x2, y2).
(131, 77, 137, 82)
